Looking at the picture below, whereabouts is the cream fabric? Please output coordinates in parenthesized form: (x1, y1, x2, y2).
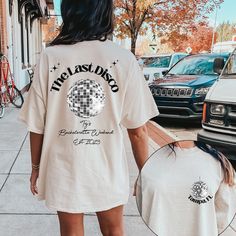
(18, 40, 159, 213)
(136, 145, 236, 236)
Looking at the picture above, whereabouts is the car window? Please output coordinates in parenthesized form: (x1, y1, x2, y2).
(178, 54, 187, 60)
(142, 56, 171, 68)
(170, 55, 179, 66)
(168, 55, 228, 76)
(223, 51, 236, 75)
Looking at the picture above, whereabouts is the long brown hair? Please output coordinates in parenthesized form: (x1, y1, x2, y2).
(214, 152, 235, 186)
(50, 0, 114, 46)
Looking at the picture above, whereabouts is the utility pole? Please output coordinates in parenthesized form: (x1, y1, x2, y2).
(211, 1, 219, 53)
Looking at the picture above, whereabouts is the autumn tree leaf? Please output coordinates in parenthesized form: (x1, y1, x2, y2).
(42, 17, 60, 45)
(114, 0, 224, 54)
(166, 24, 215, 53)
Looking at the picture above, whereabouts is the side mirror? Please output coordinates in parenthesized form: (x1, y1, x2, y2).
(162, 70, 168, 76)
(213, 58, 225, 75)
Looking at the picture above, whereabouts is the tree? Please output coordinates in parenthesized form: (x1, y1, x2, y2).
(216, 22, 236, 42)
(114, 0, 223, 54)
(42, 17, 60, 45)
(167, 24, 214, 53)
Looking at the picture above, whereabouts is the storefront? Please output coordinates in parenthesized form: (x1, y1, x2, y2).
(0, 0, 53, 91)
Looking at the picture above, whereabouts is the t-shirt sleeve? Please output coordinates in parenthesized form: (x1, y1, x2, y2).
(215, 178, 236, 234)
(136, 175, 143, 215)
(18, 50, 48, 134)
(121, 55, 159, 129)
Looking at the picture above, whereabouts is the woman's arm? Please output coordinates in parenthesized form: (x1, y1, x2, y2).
(29, 132, 44, 195)
(127, 124, 149, 171)
(215, 180, 236, 234)
(30, 132, 44, 166)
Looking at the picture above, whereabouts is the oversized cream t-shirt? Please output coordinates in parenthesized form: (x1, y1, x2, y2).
(136, 146, 236, 236)
(18, 40, 159, 213)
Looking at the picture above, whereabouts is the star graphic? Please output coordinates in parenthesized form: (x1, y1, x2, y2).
(50, 63, 60, 72)
(111, 59, 119, 68)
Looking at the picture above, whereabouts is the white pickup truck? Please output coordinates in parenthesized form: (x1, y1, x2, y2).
(141, 53, 188, 84)
(198, 49, 236, 166)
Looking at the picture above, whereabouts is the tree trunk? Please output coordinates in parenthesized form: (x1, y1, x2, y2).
(131, 34, 137, 55)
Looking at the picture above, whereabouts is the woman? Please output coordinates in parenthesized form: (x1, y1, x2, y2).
(18, 0, 159, 235)
(136, 140, 236, 236)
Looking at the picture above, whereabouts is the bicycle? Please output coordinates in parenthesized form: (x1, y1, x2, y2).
(0, 98, 4, 118)
(27, 67, 34, 91)
(0, 52, 24, 118)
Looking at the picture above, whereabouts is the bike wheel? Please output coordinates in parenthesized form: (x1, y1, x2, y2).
(8, 85, 24, 108)
(0, 104, 5, 118)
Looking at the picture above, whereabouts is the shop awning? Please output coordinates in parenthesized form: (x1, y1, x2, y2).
(17, 0, 49, 19)
(46, 0, 54, 9)
(16, 0, 53, 31)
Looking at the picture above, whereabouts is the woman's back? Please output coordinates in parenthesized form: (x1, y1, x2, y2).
(18, 39, 158, 213)
(136, 144, 236, 236)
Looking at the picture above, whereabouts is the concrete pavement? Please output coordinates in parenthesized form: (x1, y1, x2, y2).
(158, 119, 201, 141)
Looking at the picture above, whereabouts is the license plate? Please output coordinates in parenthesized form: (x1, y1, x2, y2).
(209, 119, 224, 126)
(144, 75, 149, 81)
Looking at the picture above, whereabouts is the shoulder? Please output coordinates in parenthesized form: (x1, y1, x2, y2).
(198, 148, 223, 178)
(39, 45, 67, 65)
(44, 40, 136, 60)
(42, 45, 61, 57)
(110, 41, 138, 68)
(43, 40, 139, 73)
(105, 40, 136, 59)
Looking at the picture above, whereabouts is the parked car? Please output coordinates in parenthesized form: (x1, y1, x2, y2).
(198, 49, 236, 162)
(149, 53, 229, 120)
(142, 53, 188, 84)
(213, 40, 236, 53)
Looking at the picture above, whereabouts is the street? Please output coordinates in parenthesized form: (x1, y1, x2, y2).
(153, 118, 201, 141)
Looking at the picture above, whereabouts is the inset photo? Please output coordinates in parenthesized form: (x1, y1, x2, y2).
(136, 140, 236, 236)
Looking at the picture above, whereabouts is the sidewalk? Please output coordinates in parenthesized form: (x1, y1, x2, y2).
(0, 105, 235, 235)
(0, 105, 160, 236)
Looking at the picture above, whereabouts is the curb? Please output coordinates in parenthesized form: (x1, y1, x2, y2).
(148, 137, 160, 151)
(147, 121, 178, 147)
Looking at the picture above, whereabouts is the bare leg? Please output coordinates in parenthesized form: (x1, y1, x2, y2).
(96, 205, 125, 236)
(57, 211, 84, 236)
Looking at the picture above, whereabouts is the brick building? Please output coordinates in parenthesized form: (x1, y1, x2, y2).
(0, 0, 54, 91)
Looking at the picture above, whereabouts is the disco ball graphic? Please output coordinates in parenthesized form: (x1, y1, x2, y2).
(67, 79, 105, 118)
(191, 180, 208, 200)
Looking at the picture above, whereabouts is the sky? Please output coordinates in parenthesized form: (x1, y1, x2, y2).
(54, 0, 60, 12)
(53, 0, 236, 26)
(53, 0, 61, 16)
(208, 0, 236, 26)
